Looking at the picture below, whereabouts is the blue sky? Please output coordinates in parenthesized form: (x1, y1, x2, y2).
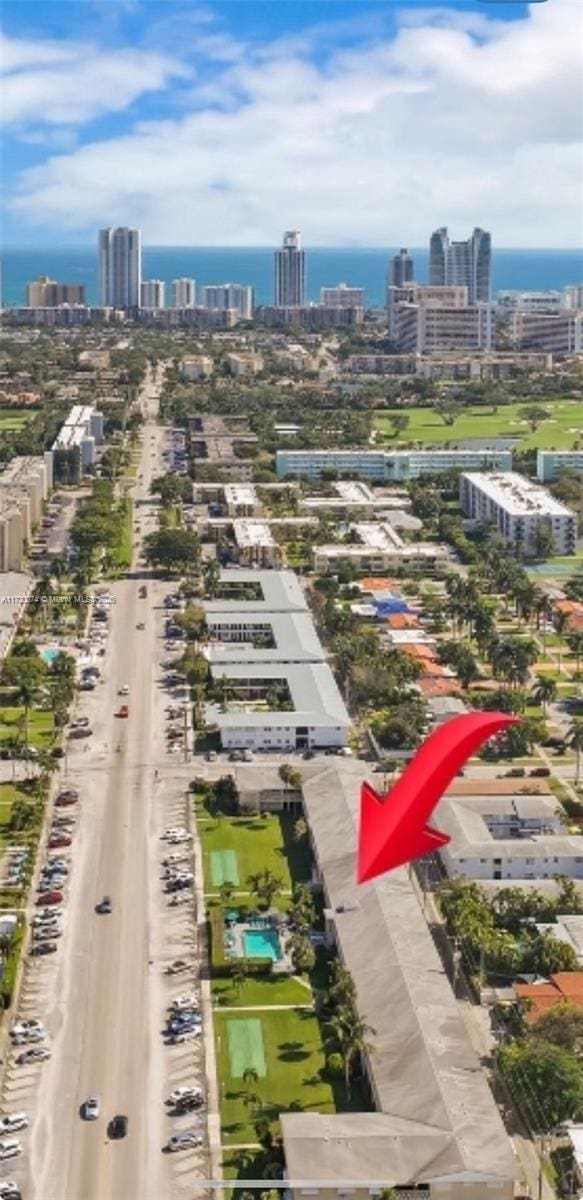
(2, 0, 581, 246)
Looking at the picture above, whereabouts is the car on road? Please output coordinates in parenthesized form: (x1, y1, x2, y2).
(530, 766, 551, 777)
(118, 685, 130, 696)
(36, 891, 63, 906)
(16, 1047, 51, 1065)
(0, 1116, 28, 1136)
(109, 1114, 128, 1139)
(83, 1096, 101, 1120)
(68, 726, 93, 739)
(116, 705, 129, 718)
(164, 959, 191, 976)
(0, 1180, 21, 1199)
(136, 622, 145, 630)
(30, 941, 57, 956)
(228, 750, 244, 762)
(165, 1130, 203, 1152)
(95, 896, 112, 914)
(0, 1146, 21, 1164)
(165, 1085, 202, 1106)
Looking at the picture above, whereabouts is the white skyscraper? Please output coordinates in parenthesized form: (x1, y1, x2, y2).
(172, 278, 196, 308)
(98, 227, 142, 308)
(274, 231, 306, 307)
(140, 279, 165, 308)
(201, 283, 254, 320)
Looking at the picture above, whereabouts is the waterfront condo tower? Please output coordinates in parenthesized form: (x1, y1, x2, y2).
(429, 226, 491, 303)
(274, 231, 306, 306)
(389, 248, 414, 288)
(98, 227, 142, 308)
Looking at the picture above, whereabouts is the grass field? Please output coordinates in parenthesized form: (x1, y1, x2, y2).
(0, 409, 35, 431)
(0, 705, 54, 749)
(199, 813, 311, 895)
(212, 973, 310, 1008)
(110, 499, 133, 572)
(215, 1007, 364, 1143)
(375, 399, 583, 449)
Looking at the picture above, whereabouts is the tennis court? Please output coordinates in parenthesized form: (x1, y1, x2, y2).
(210, 848, 240, 887)
(227, 1018, 267, 1078)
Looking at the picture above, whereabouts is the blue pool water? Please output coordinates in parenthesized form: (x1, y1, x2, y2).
(244, 928, 282, 961)
(41, 648, 59, 664)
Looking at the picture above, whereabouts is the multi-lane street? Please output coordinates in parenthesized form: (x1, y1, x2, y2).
(1, 368, 210, 1200)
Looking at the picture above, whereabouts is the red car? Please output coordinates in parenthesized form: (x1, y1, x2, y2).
(55, 795, 78, 807)
(36, 890, 63, 906)
(48, 835, 71, 849)
(57, 789, 78, 800)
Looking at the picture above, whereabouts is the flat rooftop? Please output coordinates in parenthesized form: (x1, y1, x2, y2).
(233, 518, 276, 549)
(204, 610, 325, 664)
(203, 568, 308, 614)
(223, 484, 259, 507)
(462, 471, 575, 518)
(204, 661, 350, 730)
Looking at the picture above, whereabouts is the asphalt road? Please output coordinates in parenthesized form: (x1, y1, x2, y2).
(11, 367, 207, 1200)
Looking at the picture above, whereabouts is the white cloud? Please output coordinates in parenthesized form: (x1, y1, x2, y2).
(0, 31, 189, 126)
(6, 0, 583, 246)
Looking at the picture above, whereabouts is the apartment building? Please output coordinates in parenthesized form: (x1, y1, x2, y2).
(52, 405, 104, 481)
(223, 484, 262, 517)
(257, 305, 363, 330)
(26, 276, 86, 307)
(277, 447, 513, 481)
(537, 449, 583, 483)
(171, 278, 196, 308)
(180, 356, 213, 381)
(0, 454, 54, 570)
(224, 352, 263, 377)
(0, 500, 25, 570)
(460, 471, 577, 556)
(201, 283, 253, 319)
(320, 282, 365, 308)
(140, 279, 165, 308)
(509, 311, 583, 354)
(395, 300, 493, 353)
(313, 522, 449, 575)
(280, 760, 517, 1198)
(232, 518, 282, 568)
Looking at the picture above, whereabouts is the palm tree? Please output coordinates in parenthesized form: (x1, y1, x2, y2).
(554, 609, 570, 674)
(219, 881, 235, 908)
(327, 1009, 376, 1098)
(247, 868, 283, 910)
(204, 559, 221, 599)
(567, 632, 583, 685)
(279, 763, 302, 795)
(533, 675, 557, 717)
(567, 719, 583, 784)
(231, 959, 249, 997)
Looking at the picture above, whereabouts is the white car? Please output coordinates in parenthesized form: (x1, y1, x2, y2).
(0, 1117, 28, 1136)
(10, 1021, 44, 1039)
(169, 995, 199, 1012)
(162, 828, 190, 840)
(0, 1145, 21, 1163)
(83, 1095, 101, 1120)
(0, 1180, 21, 1198)
(166, 1131, 203, 1152)
(166, 833, 191, 846)
(16, 1047, 50, 1065)
(165, 1085, 202, 1106)
(118, 685, 130, 696)
(167, 1029, 201, 1045)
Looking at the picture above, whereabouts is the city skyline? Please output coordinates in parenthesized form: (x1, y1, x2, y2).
(1, 0, 581, 248)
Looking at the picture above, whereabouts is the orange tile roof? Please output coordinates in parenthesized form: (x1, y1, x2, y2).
(556, 600, 583, 615)
(403, 643, 438, 661)
(514, 972, 583, 1022)
(359, 577, 398, 592)
(385, 613, 419, 629)
(417, 677, 463, 697)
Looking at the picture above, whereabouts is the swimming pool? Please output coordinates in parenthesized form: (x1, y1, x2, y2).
(41, 648, 59, 664)
(243, 928, 283, 961)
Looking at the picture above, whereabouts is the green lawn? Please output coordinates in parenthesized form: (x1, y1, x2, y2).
(0, 409, 35, 431)
(110, 499, 133, 571)
(215, 1007, 364, 1143)
(198, 813, 312, 895)
(0, 706, 54, 749)
(212, 973, 311, 1009)
(375, 399, 583, 450)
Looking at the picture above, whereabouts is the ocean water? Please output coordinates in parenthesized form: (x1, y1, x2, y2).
(1, 246, 581, 308)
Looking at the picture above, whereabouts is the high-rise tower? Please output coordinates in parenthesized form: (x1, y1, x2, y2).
(274, 231, 306, 307)
(98, 227, 142, 308)
(389, 248, 414, 289)
(429, 227, 491, 303)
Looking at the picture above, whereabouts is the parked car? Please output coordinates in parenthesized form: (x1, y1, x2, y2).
(165, 1130, 203, 1152)
(48, 835, 72, 849)
(164, 960, 191, 976)
(165, 1085, 202, 1106)
(0, 1145, 21, 1164)
(30, 942, 57, 957)
(0, 1180, 21, 1199)
(15, 1047, 50, 1065)
(530, 766, 551, 777)
(55, 795, 78, 807)
(36, 891, 63, 907)
(10, 1020, 44, 1039)
(68, 727, 92, 740)
(0, 1117, 28, 1136)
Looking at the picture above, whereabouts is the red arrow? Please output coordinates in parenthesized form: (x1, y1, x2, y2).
(357, 711, 518, 884)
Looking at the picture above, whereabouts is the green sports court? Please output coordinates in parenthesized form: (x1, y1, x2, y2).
(227, 1018, 266, 1078)
(209, 848, 239, 887)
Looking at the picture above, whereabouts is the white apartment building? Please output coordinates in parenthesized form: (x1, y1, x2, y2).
(52, 405, 104, 480)
(140, 279, 165, 308)
(180, 356, 213, 381)
(0, 500, 25, 571)
(201, 283, 253, 319)
(563, 284, 583, 310)
(0, 453, 54, 569)
(460, 471, 578, 556)
(387, 281, 468, 338)
(223, 483, 262, 517)
(171, 278, 196, 308)
(232, 518, 282, 568)
(273, 345, 314, 374)
(313, 522, 449, 575)
(277, 447, 513, 481)
(224, 352, 263, 377)
(320, 282, 365, 308)
(395, 301, 493, 353)
(509, 311, 583, 354)
(537, 449, 583, 483)
(497, 289, 562, 313)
